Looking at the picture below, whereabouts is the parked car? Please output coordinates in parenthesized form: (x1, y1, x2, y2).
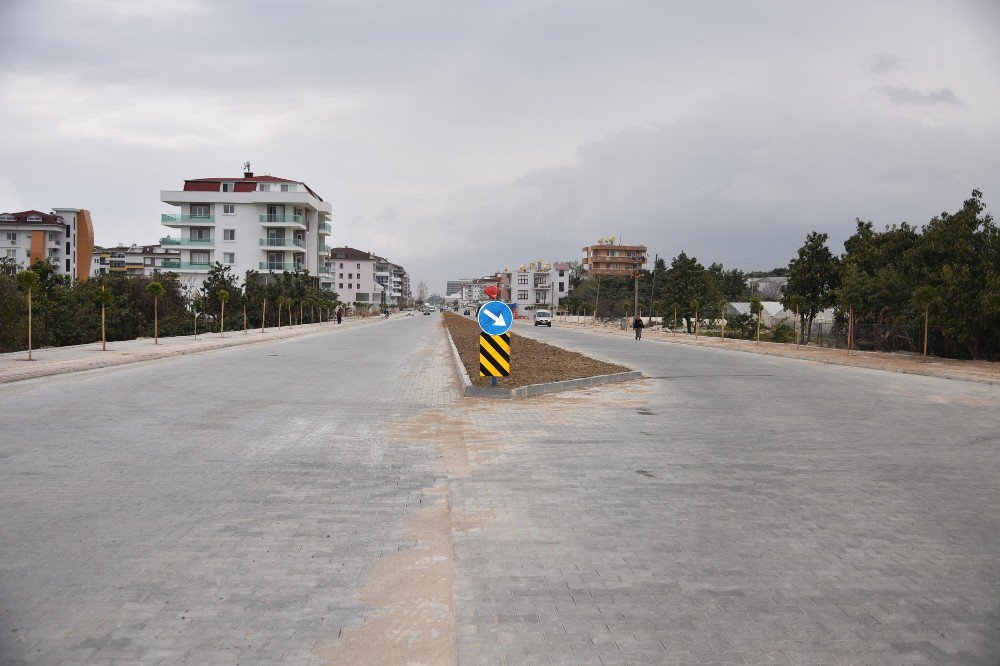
(534, 309, 552, 327)
(405, 309, 414, 316)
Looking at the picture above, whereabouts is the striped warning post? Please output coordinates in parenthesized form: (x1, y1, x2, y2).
(479, 332, 511, 377)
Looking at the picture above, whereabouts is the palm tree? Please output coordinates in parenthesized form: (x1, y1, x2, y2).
(751, 297, 763, 344)
(192, 295, 202, 340)
(15, 269, 40, 360)
(218, 289, 229, 338)
(912, 286, 939, 360)
(96, 283, 113, 351)
(718, 299, 727, 341)
(146, 281, 165, 344)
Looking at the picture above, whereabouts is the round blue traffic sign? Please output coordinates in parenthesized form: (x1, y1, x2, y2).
(478, 301, 513, 336)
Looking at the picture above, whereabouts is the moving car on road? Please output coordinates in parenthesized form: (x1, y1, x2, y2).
(534, 309, 552, 327)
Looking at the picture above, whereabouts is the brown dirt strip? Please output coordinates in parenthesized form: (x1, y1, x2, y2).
(442, 311, 630, 388)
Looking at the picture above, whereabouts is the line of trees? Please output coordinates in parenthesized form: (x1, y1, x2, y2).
(0, 261, 343, 353)
(562, 189, 998, 359)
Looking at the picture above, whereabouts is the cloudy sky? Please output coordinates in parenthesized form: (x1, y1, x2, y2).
(1, 0, 998, 292)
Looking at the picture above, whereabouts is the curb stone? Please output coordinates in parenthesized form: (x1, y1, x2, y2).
(443, 326, 642, 399)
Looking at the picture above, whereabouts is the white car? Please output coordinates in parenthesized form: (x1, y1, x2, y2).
(534, 309, 552, 327)
(405, 309, 414, 316)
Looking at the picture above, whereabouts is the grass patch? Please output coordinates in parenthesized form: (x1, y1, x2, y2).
(442, 312, 631, 389)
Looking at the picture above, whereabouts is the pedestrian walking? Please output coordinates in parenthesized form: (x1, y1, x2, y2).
(336, 306, 343, 325)
(633, 313, 644, 340)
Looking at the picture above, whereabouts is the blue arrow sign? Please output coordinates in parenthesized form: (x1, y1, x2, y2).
(478, 301, 513, 336)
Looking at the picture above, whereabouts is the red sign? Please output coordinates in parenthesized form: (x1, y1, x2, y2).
(484, 285, 499, 299)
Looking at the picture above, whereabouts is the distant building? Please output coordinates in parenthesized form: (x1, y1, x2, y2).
(447, 278, 475, 298)
(92, 244, 181, 277)
(0, 208, 94, 280)
(747, 276, 788, 300)
(510, 260, 571, 311)
(582, 237, 647, 276)
(159, 169, 333, 289)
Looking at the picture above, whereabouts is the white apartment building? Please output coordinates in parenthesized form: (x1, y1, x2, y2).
(159, 170, 333, 289)
(330, 247, 383, 308)
(510, 261, 571, 311)
(0, 208, 94, 280)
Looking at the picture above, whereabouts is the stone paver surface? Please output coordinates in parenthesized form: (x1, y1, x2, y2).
(1, 315, 998, 664)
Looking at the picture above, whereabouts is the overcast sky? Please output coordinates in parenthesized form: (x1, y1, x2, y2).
(2, 0, 998, 292)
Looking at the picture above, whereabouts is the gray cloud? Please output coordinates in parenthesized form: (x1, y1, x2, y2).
(866, 52, 903, 76)
(877, 85, 965, 107)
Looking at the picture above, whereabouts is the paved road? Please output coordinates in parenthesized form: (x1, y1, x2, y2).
(1, 314, 998, 664)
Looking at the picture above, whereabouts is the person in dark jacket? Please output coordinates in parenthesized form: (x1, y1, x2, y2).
(632, 313, 645, 340)
(336, 306, 343, 324)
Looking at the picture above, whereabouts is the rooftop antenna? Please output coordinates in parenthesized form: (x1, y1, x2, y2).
(242, 161, 251, 172)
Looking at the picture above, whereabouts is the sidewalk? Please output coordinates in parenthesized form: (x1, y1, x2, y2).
(552, 317, 1000, 386)
(0, 316, 389, 384)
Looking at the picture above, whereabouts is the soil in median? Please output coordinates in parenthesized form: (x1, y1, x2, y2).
(442, 311, 630, 388)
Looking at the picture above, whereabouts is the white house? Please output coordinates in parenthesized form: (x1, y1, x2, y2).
(510, 260, 571, 312)
(159, 169, 333, 289)
(0, 208, 94, 280)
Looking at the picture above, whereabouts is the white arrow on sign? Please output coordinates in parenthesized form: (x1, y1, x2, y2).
(483, 308, 506, 327)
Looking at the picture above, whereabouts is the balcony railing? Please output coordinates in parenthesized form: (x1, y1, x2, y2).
(160, 237, 213, 246)
(259, 262, 307, 272)
(318, 243, 331, 253)
(259, 214, 304, 225)
(160, 261, 211, 270)
(162, 214, 214, 224)
(317, 266, 331, 274)
(259, 238, 305, 248)
(318, 222, 332, 234)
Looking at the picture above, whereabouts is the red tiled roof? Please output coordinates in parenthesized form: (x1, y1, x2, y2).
(0, 210, 63, 225)
(186, 175, 298, 183)
(329, 247, 375, 261)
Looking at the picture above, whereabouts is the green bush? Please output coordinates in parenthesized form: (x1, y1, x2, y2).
(769, 322, 796, 343)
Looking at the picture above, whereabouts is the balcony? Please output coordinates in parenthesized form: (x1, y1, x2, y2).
(318, 243, 331, 253)
(318, 222, 332, 235)
(258, 214, 305, 229)
(162, 214, 214, 226)
(160, 237, 213, 246)
(160, 261, 211, 272)
(317, 266, 331, 274)
(259, 262, 307, 272)
(259, 238, 305, 249)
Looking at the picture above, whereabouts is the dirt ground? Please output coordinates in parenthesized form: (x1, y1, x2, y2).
(559, 319, 1000, 385)
(442, 312, 630, 388)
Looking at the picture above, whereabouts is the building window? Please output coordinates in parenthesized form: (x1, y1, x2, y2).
(66, 258, 71, 272)
(559, 269, 565, 277)
(223, 252, 235, 264)
(339, 283, 343, 289)
(559, 281, 565, 292)
(518, 290, 528, 300)
(48, 232, 57, 242)
(190, 251, 210, 264)
(348, 283, 352, 289)
(190, 204, 210, 218)
(223, 229, 235, 241)
(259, 183, 271, 192)
(4, 232, 15, 243)
(357, 263, 361, 269)
(4, 249, 16, 259)
(222, 204, 235, 214)
(517, 275, 528, 285)
(26, 215, 41, 222)
(281, 184, 290, 192)
(222, 183, 235, 192)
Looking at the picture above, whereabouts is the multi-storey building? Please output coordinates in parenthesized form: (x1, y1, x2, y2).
(329, 247, 383, 308)
(93, 244, 181, 277)
(0, 208, 94, 280)
(582, 237, 647, 276)
(159, 169, 333, 288)
(510, 261, 571, 311)
(446, 279, 475, 298)
(390, 263, 412, 306)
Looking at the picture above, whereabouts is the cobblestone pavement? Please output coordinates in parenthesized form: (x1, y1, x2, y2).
(2, 316, 998, 664)
(0, 316, 452, 664)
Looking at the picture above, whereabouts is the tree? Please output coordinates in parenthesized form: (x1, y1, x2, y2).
(94, 281, 113, 351)
(218, 289, 229, 337)
(662, 252, 720, 333)
(782, 231, 839, 344)
(146, 282, 165, 344)
(15, 269, 40, 360)
(750, 297, 763, 344)
(689, 298, 700, 337)
(911, 286, 939, 358)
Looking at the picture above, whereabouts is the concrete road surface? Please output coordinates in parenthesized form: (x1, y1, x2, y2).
(1, 314, 998, 664)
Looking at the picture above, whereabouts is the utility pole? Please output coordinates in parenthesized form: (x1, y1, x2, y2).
(647, 253, 658, 325)
(633, 272, 640, 318)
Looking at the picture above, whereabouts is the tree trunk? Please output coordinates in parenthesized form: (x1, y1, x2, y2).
(261, 300, 267, 333)
(220, 302, 225, 338)
(27, 289, 33, 360)
(154, 298, 159, 344)
(243, 304, 247, 334)
(922, 306, 928, 358)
